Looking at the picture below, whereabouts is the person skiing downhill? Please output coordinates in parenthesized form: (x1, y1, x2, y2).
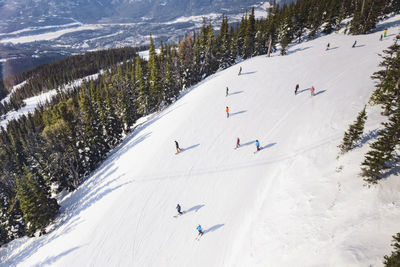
(197, 225, 204, 236)
(326, 43, 330, 51)
(352, 40, 357, 48)
(380, 34, 383, 41)
(255, 140, 260, 152)
(226, 87, 229, 97)
(384, 28, 388, 37)
(238, 66, 242, 76)
(176, 204, 183, 215)
(295, 84, 299, 95)
(226, 106, 229, 118)
(311, 86, 315, 96)
(235, 137, 240, 149)
(175, 141, 182, 154)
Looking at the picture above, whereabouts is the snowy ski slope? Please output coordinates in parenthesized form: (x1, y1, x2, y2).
(1, 15, 400, 267)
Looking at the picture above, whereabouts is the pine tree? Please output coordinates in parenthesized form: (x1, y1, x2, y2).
(16, 166, 59, 236)
(243, 8, 256, 59)
(370, 34, 400, 114)
(361, 105, 400, 183)
(338, 106, 367, 153)
(148, 35, 162, 111)
(134, 57, 148, 116)
(163, 58, 178, 105)
(104, 87, 123, 148)
(384, 233, 400, 267)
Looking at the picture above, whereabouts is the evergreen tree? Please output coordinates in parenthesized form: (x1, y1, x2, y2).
(384, 233, 400, 267)
(134, 57, 148, 116)
(243, 8, 256, 59)
(361, 105, 400, 183)
(370, 34, 400, 114)
(16, 166, 59, 236)
(148, 35, 162, 111)
(339, 106, 367, 153)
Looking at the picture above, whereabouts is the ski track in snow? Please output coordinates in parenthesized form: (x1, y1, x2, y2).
(1, 15, 400, 267)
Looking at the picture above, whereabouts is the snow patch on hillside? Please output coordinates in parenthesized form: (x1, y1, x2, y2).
(0, 72, 101, 129)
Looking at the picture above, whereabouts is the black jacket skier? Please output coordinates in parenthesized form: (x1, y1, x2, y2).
(176, 204, 182, 215)
(175, 141, 181, 153)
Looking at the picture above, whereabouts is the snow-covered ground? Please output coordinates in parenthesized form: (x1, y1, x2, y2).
(1, 15, 400, 267)
(0, 73, 101, 129)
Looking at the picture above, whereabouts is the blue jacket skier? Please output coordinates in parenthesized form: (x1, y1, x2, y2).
(255, 140, 260, 151)
(176, 204, 183, 215)
(197, 225, 204, 236)
(352, 40, 357, 48)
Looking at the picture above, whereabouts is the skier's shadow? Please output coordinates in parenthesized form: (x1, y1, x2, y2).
(181, 143, 200, 152)
(296, 88, 311, 94)
(328, 46, 339, 50)
(184, 204, 205, 214)
(353, 44, 366, 48)
(230, 110, 247, 116)
(240, 140, 256, 147)
(229, 90, 244, 96)
(204, 224, 225, 235)
(260, 142, 277, 150)
(240, 71, 257, 75)
(313, 90, 326, 96)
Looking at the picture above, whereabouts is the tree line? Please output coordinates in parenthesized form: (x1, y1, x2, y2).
(0, 47, 144, 116)
(1, 0, 399, 247)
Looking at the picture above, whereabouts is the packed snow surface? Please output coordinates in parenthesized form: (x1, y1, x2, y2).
(1, 15, 400, 266)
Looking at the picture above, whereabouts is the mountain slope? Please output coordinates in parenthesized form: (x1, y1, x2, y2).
(1, 15, 400, 267)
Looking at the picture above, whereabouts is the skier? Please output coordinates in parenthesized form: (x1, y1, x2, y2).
(176, 204, 183, 215)
(226, 106, 229, 118)
(235, 137, 240, 149)
(197, 224, 204, 237)
(175, 140, 182, 154)
(384, 28, 388, 37)
(380, 34, 383, 41)
(295, 84, 299, 95)
(311, 86, 315, 96)
(238, 66, 242, 76)
(255, 140, 260, 152)
(352, 40, 357, 48)
(226, 86, 229, 97)
(326, 43, 330, 51)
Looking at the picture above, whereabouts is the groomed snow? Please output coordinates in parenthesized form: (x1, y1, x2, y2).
(1, 15, 400, 266)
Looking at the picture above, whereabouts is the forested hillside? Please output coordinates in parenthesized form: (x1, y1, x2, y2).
(0, 47, 143, 116)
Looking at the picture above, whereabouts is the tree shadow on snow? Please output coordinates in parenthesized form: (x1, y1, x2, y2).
(2, 174, 133, 266)
(229, 90, 244, 96)
(181, 143, 200, 152)
(375, 16, 400, 31)
(287, 46, 311, 55)
(204, 224, 225, 235)
(230, 110, 247, 117)
(184, 204, 205, 214)
(356, 128, 381, 147)
(37, 246, 82, 266)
